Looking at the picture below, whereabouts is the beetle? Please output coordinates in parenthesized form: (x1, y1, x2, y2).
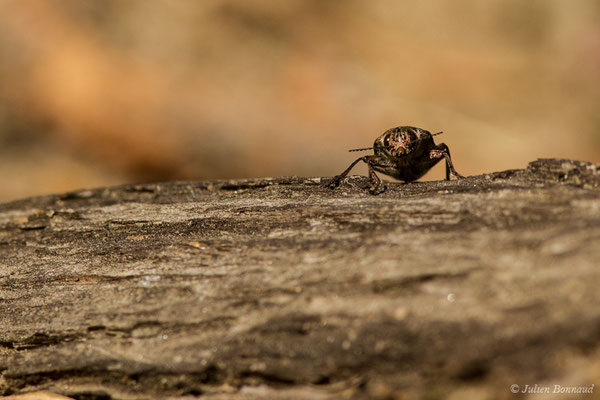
(325, 126, 464, 194)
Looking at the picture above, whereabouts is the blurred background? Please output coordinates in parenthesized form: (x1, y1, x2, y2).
(1, 0, 599, 202)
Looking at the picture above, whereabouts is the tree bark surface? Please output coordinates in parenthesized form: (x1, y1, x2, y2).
(1, 159, 599, 399)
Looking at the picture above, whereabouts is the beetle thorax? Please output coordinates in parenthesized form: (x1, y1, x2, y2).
(374, 126, 425, 158)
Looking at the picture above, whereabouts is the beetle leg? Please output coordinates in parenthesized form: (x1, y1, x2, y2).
(326, 155, 388, 194)
(364, 156, 390, 194)
(325, 156, 365, 189)
(429, 143, 464, 180)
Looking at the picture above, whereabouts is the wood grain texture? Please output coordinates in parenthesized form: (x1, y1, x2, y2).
(1, 159, 599, 399)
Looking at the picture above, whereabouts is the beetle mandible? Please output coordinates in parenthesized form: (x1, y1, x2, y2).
(325, 126, 464, 194)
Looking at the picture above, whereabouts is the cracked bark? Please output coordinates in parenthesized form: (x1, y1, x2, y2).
(1, 158, 599, 400)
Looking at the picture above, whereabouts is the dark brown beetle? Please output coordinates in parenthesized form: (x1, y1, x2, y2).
(326, 126, 464, 194)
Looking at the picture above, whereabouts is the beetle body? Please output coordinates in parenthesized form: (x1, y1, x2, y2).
(326, 126, 464, 194)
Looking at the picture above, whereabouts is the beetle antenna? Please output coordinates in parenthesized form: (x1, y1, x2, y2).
(431, 131, 443, 137)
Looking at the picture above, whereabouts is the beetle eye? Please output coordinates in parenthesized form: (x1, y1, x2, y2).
(384, 135, 391, 146)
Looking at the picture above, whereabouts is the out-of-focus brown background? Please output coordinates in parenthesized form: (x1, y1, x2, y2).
(1, 0, 599, 202)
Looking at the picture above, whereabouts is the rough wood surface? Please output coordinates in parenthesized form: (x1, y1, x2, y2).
(1, 158, 599, 400)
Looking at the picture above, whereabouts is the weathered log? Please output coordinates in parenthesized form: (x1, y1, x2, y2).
(1, 158, 599, 399)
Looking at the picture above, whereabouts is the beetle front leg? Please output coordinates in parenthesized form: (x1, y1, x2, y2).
(429, 143, 464, 180)
(365, 156, 386, 194)
(325, 156, 366, 189)
(325, 155, 387, 194)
